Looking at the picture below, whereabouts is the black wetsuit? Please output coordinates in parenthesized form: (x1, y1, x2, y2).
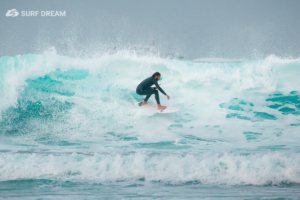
(136, 76, 167, 104)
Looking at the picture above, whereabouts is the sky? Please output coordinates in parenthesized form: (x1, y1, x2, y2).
(1, 0, 300, 60)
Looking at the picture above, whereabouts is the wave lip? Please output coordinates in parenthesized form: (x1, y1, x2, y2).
(192, 57, 247, 63)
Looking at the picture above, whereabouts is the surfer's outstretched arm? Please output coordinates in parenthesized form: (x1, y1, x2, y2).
(153, 81, 170, 100)
(151, 84, 161, 89)
(154, 81, 166, 95)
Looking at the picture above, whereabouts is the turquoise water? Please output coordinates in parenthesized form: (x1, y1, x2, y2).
(1, 52, 300, 199)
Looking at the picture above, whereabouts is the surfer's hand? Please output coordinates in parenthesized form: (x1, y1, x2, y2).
(166, 95, 170, 100)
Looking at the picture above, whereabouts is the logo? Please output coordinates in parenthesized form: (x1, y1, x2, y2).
(6, 9, 19, 17)
(5, 9, 66, 17)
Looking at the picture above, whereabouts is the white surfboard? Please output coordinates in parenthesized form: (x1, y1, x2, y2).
(135, 102, 179, 113)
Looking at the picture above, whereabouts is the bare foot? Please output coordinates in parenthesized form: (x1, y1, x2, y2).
(142, 101, 148, 106)
(158, 104, 167, 110)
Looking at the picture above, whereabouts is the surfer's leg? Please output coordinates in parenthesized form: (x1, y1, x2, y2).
(144, 89, 160, 104)
(144, 94, 152, 102)
(149, 89, 166, 110)
(138, 88, 166, 110)
(138, 88, 157, 104)
(154, 90, 160, 104)
(145, 89, 160, 104)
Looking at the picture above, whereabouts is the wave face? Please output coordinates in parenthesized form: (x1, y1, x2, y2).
(1, 52, 300, 198)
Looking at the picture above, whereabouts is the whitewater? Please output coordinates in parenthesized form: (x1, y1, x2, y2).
(1, 50, 300, 199)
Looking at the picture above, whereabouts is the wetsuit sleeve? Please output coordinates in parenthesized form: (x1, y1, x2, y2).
(154, 80, 167, 95)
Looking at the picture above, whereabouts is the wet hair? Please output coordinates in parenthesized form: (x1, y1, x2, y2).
(152, 72, 161, 78)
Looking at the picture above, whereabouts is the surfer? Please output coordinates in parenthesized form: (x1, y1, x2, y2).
(136, 72, 170, 110)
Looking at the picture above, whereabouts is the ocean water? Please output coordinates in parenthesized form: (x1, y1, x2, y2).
(1, 51, 300, 199)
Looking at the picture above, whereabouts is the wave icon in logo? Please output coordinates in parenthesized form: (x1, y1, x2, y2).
(6, 9, 19, 17)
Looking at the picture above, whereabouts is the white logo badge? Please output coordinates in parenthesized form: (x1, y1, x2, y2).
(6, 9, 19, 17)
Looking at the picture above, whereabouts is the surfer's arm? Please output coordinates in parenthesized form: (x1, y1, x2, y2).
(154, 81, 167, 95)
(151, 84, 161, 90)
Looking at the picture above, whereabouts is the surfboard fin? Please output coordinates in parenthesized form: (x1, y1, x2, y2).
(160, 108, 167, 112)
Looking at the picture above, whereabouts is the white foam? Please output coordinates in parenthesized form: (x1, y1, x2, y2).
(0, 151, 299, 186)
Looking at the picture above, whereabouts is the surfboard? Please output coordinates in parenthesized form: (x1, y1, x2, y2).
(135, 102, 179, 113)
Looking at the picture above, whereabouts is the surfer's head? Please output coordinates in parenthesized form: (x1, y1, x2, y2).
(152, 72, 161, 81)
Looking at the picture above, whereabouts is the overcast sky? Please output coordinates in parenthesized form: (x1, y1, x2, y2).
(1, 0, 300, 59)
